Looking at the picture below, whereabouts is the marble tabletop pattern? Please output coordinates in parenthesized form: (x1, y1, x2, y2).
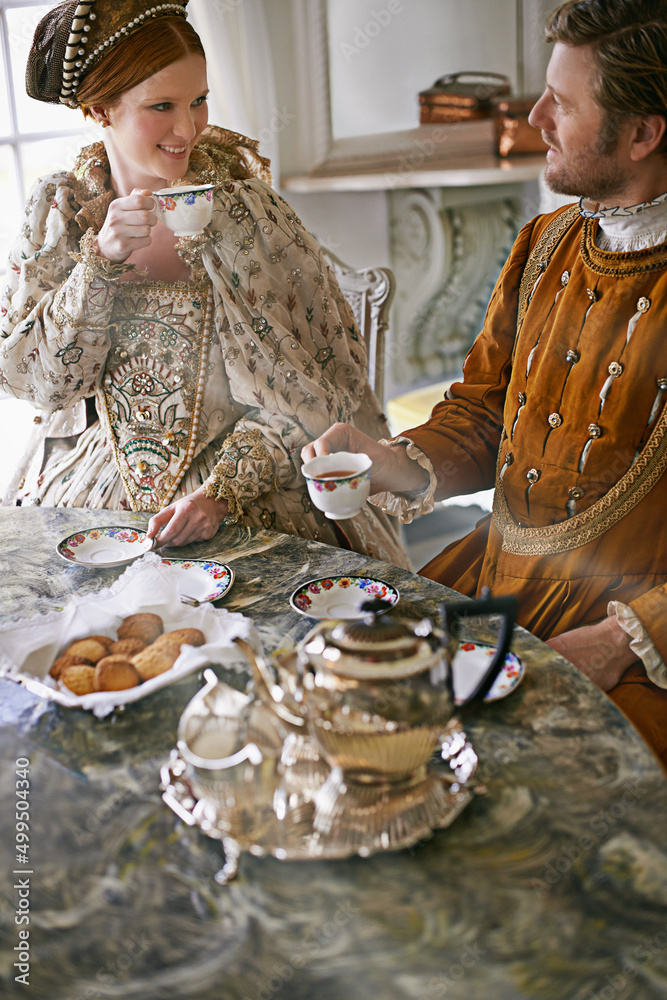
(0, 507, 666, 1000)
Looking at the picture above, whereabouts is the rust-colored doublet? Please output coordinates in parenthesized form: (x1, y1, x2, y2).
(406, 206, 667, 768)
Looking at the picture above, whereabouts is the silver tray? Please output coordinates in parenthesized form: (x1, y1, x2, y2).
(160, 721, 477, 882)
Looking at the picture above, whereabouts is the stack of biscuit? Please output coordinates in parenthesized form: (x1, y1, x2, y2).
(49, 613, 206, 695)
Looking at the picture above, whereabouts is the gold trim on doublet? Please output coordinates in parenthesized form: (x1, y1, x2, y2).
(493, 206, 667, 555)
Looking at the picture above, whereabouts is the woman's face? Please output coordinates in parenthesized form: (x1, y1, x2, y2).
(102, 52, 209, 192)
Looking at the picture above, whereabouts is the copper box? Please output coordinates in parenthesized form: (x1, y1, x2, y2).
(419, 72, 511, 124)
(493, 96, 548, 157)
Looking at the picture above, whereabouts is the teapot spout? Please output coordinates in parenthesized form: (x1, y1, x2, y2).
(234, 637, 306, 730)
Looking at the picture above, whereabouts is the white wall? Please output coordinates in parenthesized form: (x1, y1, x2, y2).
(327, 0, 519, 139)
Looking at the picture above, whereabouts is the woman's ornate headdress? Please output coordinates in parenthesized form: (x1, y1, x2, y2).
(26, 0, 190, 107)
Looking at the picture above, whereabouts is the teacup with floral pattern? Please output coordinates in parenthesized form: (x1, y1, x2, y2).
(302, 451, 372, 519)
(153, 184, 215, 236)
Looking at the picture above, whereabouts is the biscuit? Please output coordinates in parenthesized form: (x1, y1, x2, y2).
(154, 628, 206, 648)
(131, 642, 181, 681)
(49, 653, 93, 680)
(94, 656, 140, 692)
(109, 638, 146, 657)
(66, 637, 111, 664)
(60, 665, 96, 695)
(117, 613, 164, 644)
(87, 635, 114, 651)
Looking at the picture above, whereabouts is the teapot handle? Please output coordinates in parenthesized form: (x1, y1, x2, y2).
(441, 594, 517, 708)
(233, 637, 306, 730)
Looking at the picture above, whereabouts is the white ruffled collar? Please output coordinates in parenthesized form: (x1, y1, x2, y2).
(579, 191, 667, 251)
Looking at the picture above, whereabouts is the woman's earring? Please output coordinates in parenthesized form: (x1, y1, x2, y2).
(100, 120, 110, 129)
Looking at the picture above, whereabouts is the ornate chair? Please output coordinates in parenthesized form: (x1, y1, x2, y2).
(325, 251, 395, 404)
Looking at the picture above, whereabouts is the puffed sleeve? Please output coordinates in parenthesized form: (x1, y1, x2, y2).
(200, 177, 371, 519)
(0, 173, 132, 411)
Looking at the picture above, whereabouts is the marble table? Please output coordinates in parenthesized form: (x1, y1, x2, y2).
(1, 507, 666, 1000)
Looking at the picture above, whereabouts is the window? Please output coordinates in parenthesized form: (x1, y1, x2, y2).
(0, 1, 95, 275)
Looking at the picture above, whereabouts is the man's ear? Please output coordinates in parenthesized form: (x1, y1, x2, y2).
(630, 113, 667, 161)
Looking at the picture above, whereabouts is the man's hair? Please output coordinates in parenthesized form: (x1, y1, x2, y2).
(546, 0, 667, 148)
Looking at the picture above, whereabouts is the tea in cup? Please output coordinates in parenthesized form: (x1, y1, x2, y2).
(302, 451, 372, 519)
(153, 184, 215, 236)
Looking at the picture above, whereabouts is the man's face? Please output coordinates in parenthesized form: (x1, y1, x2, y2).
(529, 42, 630, 204)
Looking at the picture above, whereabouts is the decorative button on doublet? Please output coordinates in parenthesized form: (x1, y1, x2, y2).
(526, 468, 540, 484)
(504, 452, 514, 466)
(588, 423, 601, 438)
(548, 412, 562, 428)
(586, 288, 597, 302)
(566, 349, 580, 364)
(568, 486, 585, 500)
(560, 271, 569, 286)
(608, 361, 623, 377)
(637, 297, 651, 313)
(518, 391, 526, 405)
(658, 378, 667, 390)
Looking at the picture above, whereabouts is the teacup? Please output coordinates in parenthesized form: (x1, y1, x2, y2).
(302, 451, 372, 519)
(153, 184, 215, 236)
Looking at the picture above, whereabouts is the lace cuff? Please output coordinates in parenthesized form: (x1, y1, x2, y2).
(608, 600, 667, 689)
(201, 427, 276, 524)
(368, 437, 437, 525)
(68, 228, 143, 283)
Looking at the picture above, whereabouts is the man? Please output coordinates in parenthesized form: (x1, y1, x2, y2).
(302, 0, 667, 770)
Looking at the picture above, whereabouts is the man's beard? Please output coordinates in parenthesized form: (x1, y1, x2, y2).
(542, 128, 628, 203)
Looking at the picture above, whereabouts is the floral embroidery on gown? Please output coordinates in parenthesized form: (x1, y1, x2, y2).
(0, 126, 409, 569)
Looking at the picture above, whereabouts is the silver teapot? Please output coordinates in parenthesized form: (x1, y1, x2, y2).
(244, 593, 516, 786)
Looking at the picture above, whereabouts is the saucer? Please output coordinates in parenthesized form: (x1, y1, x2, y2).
(159, 558, 234, 603)
(452, 641, 525, 705)
(290, 576, 400, 619)
(56, 526, 153, 567)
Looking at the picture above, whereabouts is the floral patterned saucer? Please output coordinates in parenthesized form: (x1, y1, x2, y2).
(56, 526, 154, 568)
(290, 576, 400, 619)
(159, 559, 234, 603)
(452, 641, 525, 704)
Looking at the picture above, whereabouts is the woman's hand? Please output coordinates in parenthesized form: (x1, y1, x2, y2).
(301, 422, 428, 494)
(95, 188, 158, 263)
(146, 488, 229, 548)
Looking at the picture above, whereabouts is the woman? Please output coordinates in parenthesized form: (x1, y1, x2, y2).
(0, 0, 407, 567)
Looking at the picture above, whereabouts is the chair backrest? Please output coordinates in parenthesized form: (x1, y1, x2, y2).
(325, 251, 395, 404)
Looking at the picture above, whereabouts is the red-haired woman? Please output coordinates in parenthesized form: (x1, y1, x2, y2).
(0, 1, 408, 567)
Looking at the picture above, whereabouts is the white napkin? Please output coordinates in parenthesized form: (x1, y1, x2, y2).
(0, 553, 254, 718)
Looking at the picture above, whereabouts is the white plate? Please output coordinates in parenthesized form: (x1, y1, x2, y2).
(158, 558, 234, 603)
(452, 641, 525, 704)
(56, 526, 154, 567)
(290, 576, 399, 619)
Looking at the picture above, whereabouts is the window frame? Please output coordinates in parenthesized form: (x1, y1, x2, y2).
(0, 1, 90, 276)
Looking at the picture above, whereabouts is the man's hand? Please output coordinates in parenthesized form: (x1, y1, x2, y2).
(546, 616, 637, 691)
(147, 488, 228, 548)
(301, 422, 428, 494)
